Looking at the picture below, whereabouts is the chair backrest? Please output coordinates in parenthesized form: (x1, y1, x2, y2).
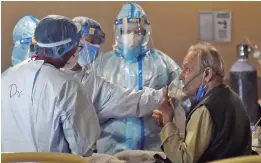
(1, 152, 87, 163)
(208, 155, 261, 163)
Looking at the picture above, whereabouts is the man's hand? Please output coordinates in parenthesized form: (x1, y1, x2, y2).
(152, 110, 164, 127)
(158, 87, 174, 126)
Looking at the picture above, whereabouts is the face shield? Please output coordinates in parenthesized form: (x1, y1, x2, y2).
(13, 15, 39, 44)
(12, 38, 33, 66)
(77, 27, 105, 71)
(12, 15, 39, 66)
(114, 17, 151, 63)
(35, 18, 82, 68)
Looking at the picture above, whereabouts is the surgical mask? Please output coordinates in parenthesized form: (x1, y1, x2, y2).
(195, 70, 208, 101)
(78, 41, 100, 67)
(121, 33, 142, 63)
(122, 33, 135, 47)
(195, 84, 208, 101)
(86, 42, 100, 62)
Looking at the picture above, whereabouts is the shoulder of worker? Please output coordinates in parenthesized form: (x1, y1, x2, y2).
(61, 68, 87, 83)
(94, 50, 118, 64)
(99, 50, 116, 58)
(38, 63, 85, 94)
(1, 67, 11, 77)
(93, 50, 122, 74)
(150, 48, 181, 70)
(150, 48, 171, 59)
(43, 64, 78, 81)
(1, 59, 31, 79)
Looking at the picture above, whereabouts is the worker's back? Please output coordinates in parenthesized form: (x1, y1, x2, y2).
(2, 60, 99, 156)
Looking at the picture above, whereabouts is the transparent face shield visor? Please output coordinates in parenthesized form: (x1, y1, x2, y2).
(35, 22, 82, 69)
(12, 15, 39, 66)
(121, 24, 145, 55)
(114, 17, 152, 58)
(76, 27, 105, 72)
(11, 35, 40, 66)
(13, 15, 39, 44)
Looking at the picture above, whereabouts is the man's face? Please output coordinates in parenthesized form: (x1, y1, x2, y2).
(179, 51, 203, 99)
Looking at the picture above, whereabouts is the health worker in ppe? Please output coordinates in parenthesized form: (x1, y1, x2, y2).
(1, 15, 100, 157)
(6, 15, 165, 128)
(93, 3, 184, 154)
(62, 16, 164, 124)
(2, 15, 39, 76)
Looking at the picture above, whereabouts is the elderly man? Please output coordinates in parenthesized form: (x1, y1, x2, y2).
(153, 43, 252, 163)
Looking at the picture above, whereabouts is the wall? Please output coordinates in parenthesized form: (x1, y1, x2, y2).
(2, 1, 261, 79)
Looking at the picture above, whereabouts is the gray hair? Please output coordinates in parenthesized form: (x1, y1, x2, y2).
(188, 42, 225, 77)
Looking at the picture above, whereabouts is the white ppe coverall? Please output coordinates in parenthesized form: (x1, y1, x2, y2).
(1, 60, 100, 157)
